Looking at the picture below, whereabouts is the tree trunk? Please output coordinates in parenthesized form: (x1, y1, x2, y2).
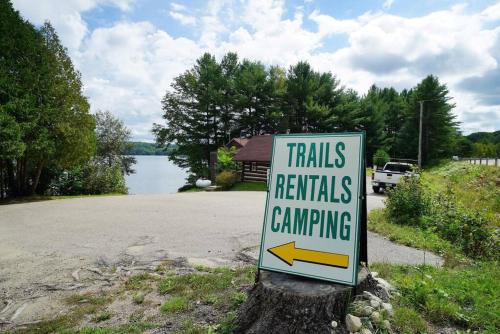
(0, 160, 4, 199)
(235, 268, 372, 334)
(30, 160, 45, 195)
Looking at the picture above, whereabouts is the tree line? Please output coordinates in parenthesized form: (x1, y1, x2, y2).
(0, 0, 134, 198)
(154, 52, 460, 179)
(460, 131, 500, 158)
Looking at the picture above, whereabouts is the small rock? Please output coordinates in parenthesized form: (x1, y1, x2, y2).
(360, 329, 372, 334)
(331, 320, 338, 328)
(360, 306, 374, 316)
(370, 311, 381, 323)
(362, 291, 382, 303)
(370, 299, 380, 308)
(376, 284, 391, 300)
(381, 320, 391, 330)
(345, 314, 362, 332)
(381, 302, 394, 316)
(375, 277, 393, 291)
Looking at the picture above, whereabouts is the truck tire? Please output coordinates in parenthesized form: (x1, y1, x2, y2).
(372, 186, 380, 193)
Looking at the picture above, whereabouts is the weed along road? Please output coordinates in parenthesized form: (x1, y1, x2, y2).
(0, 190, 441, 324)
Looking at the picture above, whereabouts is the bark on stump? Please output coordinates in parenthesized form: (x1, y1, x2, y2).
(235, 268, 371, 334)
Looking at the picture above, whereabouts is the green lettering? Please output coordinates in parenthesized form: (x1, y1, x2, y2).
(340, 212, 351, 240)
(293, 208, 308, 235)
(341, 176, 351, 204)
(309, 175, 319, 201)
(282, 207, 291, 233)
(329, 175, 340, 203)
(275, 174, 285, 199)
(318, 142, 324, 167)
(306, 142, 317, 167)
(271, 206, 281, 232)
(296, 143, 306, 167)
(326, 210, 338, 239)
(325, 142, 334, 168)
(318, 175, 328, 202)
(287, 143, 296, 167)
(297, 174, 308, 200)
(309, 209, 320, 236)
(335, 142, 345, 168)
(285, 174, 296, 200)
(319, 210, 325, 237)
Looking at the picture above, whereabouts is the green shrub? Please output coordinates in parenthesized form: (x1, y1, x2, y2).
(48, 159, 128, 195)
(217, 146, 239, 172)
(427, 192, 498, 259)
(215, 171, 239, 190)
(160, 296, 188, 313)
(373, 148, 390, 167)
(392, 307, 428, 334)
(386, 176, 429, 226)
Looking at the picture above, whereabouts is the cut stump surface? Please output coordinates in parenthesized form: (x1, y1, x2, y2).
(235, 268, 373, 334)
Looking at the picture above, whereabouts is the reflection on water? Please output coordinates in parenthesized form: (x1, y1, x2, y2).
(125, 155, 188, 194)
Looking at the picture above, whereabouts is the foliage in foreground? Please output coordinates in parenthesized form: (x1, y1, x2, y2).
(371, 262, 500, 332)
(229, 182, 267, 191)
(384, 163, 499, 259)
(215, 171, 239, 190)
(0, 2, 95, 198)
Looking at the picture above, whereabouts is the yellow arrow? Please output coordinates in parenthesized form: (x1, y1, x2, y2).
(268, 242, 349, 269)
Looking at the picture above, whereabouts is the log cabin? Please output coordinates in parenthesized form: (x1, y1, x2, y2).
(234, 135, 273, 183)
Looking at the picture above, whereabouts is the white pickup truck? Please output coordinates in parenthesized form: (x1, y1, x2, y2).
(371, 162, 416, 193)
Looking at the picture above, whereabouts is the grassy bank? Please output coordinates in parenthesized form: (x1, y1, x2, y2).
(369, 161, 499, 332)
(229, 182, 267, 191)
(371, 262, 499, 333)
(9, 264, 255, 334)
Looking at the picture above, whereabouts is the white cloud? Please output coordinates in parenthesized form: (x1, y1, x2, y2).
(169, 11, 196, 26)
(11, 0, 500, 138)
(171, 2, 187, 12)
(77, 22, 202, 140)
(11, 0, 135, 50)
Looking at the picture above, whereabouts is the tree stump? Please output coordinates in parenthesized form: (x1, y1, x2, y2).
(234, 267, 371, 334)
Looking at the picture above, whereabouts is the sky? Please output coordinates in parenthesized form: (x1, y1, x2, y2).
(11, 0, 500, 141)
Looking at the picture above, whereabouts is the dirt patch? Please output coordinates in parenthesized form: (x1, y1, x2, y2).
(1, 255, 255, 333)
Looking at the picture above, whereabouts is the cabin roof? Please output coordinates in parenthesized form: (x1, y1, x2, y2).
(226, 137, 249, 149)
(233, 135, 273, 162)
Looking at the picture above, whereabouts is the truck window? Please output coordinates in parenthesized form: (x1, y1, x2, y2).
(384, 163, 411, 172)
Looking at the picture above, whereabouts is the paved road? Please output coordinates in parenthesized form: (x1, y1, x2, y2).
(0, 189, 441, 287)
(0, 188, 443, 326)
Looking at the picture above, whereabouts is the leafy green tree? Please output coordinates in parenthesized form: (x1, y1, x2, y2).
(373, 149, 390, 167)
(235, 60, 272, 136)
(358, 85, 389, 165)
(398, 75, 458, 165)
(284, 61, 341, 133)
(95, 110, 136, 175)
(154, 53, 226, 179)
(216, 146, 239, 172)
(472, 142, 496, 157)
(0, 2, 95, 196)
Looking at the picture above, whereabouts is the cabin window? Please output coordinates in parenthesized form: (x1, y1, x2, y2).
(251, 162, 257, 171)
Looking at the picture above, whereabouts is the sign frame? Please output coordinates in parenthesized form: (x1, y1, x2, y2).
(257, 132, 366, 286)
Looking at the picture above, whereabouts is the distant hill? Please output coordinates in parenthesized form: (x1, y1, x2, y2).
(125, 142, 177, 155)
(466, 130, 500, 144)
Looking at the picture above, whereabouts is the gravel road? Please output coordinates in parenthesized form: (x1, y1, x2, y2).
(0, 188, 442, 326)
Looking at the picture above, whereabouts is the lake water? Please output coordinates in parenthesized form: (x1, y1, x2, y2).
(125, 155, 188, 194)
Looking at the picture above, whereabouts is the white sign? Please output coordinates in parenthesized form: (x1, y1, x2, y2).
(258, 133, 365, 285)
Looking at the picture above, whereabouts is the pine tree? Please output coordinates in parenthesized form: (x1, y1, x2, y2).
(398, 75, 458, 165)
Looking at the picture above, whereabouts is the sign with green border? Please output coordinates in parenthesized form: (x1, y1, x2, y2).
(258, 132, 365, 286)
